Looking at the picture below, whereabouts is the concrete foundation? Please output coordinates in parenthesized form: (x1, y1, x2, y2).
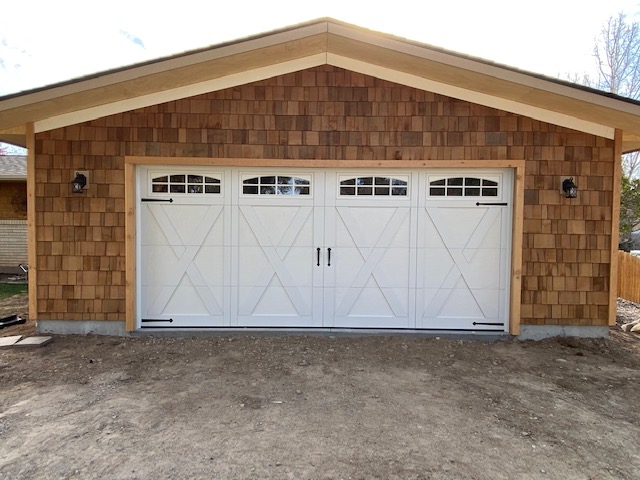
(37, 320, 129, 336)
(518, 325, 609, 340)
(37, 320, 512, 339)
(35, 320, 610, 340)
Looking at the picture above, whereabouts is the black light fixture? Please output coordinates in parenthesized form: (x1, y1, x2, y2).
(71, 172, 87, 193)
(562, 177, 577, 199)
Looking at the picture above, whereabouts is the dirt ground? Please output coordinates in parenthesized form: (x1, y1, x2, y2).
(1, 291, 640, 480)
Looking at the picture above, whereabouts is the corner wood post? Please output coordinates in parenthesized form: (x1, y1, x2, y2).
(26, 122, 38, 322)
(609, 129, 623, 326)
(125, 161, 136, 332)
(509, 163, 525, 335)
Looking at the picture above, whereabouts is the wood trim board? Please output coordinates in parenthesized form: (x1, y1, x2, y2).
(509, 163, 525, 335)
(26, 122, 37, 321)
(125, 162, 136, 332)
(126, 157, 524, 169)
(609, 129, 623, 326)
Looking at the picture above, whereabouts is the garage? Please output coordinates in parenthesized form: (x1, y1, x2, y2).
(138, 167, 512, 331)
(4, 18, 634, 338)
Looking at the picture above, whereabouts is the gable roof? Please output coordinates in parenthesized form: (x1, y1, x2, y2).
(1, 18, 640, 152)
(0, 155, 27, 180)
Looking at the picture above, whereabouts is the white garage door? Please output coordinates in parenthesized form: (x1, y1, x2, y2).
(137, 167, 511, 331)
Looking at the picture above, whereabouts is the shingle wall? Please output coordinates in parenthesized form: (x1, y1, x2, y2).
(35, 66, 615, 325)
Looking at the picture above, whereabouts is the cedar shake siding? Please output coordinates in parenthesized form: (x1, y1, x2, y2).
(34, 66, 614, 326)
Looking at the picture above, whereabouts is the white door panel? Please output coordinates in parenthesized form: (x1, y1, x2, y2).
(138, 168, 230, 328)
(235, 189, 321, 326)
(416, 170, 512, 331)
(138, 167, 512, 331)
(324, 171, 416, 328)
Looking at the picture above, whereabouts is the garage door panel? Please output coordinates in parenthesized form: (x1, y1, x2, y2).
(194, 247, 226, 286)
(326, 190, 414, 328)
(238, 205, 315, 247)
(138, 167, 230, 327)
(331, 247, 411, 289)
(419, 316, 502, 331)
(145, 282, 224, 315)
(419, 287, 500, 324)
(418, 248, 502, 291)
(417, 169, 512, 331)
(141, 245, 178, 286)
(142, 246, 222, 287)
(472, 289, 501, 319)
(237, 272, 315, 324)
(239, 277, 311, 316)
(464, 249, 502, 288)
(446, 248, 502, 289)
(141, 285, 225, 327)
(421, 287, 483, 318)
(418, 248, 453, 289)
(237, 246, 314, 287)
(236, 246, 271, 287)
(140, 211, 164, 247)
(172, 205, 217, 246)
(145, 205, 225, 247)
(237, 278, 315, 327)
(142, 260, 225, 308)
(422, 207, 502, 250)
(138, 167, 511, 332)
(234, 183, 320, 327)
(334, 283, 409, 315)
(420, 284, 500, 320)
(333, 207, 410, 249)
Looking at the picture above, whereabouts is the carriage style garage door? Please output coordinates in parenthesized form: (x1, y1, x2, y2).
(137, 167, 512, 331)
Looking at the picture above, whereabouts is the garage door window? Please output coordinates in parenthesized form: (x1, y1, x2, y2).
(339, 176, 408, 197)
(151, 174, 221, 194)
(242, 175, 311, 196)
(429, 176, 499, 197)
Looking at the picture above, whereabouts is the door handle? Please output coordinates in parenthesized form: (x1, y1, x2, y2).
(327, 248, 331, 267)
(316, 247, 321, 266)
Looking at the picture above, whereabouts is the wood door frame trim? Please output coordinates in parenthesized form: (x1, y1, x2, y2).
(126, 156, 525, 169)
(124, 156, 525, 334)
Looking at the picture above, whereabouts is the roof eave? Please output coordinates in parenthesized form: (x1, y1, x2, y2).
(1, 18, 639, 151)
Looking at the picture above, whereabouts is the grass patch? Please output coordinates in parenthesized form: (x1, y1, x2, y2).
(0, 283, 28, 299)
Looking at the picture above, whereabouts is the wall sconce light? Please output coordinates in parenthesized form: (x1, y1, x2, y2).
(562, 177, 577, 199)
(71, 171, 88, 193)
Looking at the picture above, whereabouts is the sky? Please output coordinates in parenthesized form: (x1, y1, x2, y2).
(1, 0, 639, 98)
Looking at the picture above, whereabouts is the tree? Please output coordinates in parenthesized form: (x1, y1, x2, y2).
(592, 13, 640, 179)
(593, 13, 640, 99)
(571, 13, 640, 177)
(619, 176, 640, 250)
(573, 13, 640, 249)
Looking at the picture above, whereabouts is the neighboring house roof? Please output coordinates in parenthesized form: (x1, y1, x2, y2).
(0, 155, 27, 180)
(1, 18, 640, 152)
